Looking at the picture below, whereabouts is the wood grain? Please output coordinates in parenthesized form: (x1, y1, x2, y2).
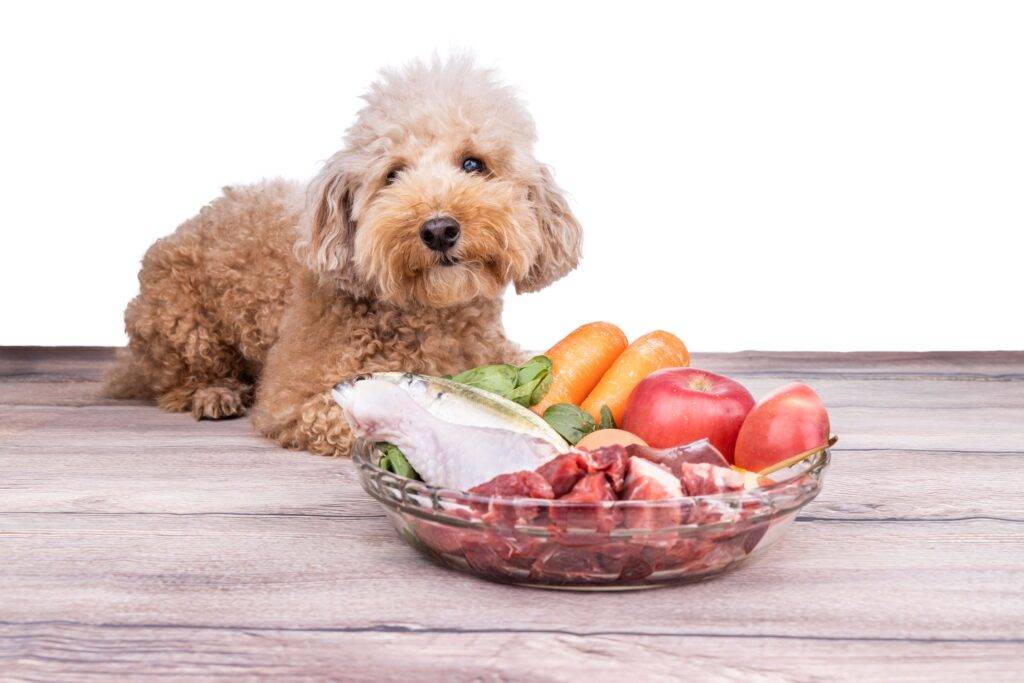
(1, 347, 1023, 681)
(4, 623, 1023, 683)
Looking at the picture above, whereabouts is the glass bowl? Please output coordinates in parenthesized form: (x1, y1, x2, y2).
(352, 439, 830, 590)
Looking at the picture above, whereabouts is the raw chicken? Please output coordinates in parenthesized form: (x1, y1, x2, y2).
(341, 372, 567, 449)
(334, 378, 561, 491)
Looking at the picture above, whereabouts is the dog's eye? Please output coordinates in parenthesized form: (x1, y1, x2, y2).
(461, 157, 485, 174)
(385, 167, 403, 185)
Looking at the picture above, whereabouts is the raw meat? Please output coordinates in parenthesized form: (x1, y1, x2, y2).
(335, 378, 560, 490)
(469, 470, 554, 527)
(621, 457, 684, 528)
(409, 439, 781, 586)
(678, 462, 745, 496)
(550, 472, 620, 532)
(577, 446, 631, 491)
(536, 453, 585, 497)
(628, 439, 729, 474)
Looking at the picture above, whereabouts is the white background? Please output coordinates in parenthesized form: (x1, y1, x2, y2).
(2, 1, 1021, 351)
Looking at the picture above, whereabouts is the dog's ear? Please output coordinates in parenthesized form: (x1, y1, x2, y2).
(300, 158, 358, 273)
(514, 165, 583, 294)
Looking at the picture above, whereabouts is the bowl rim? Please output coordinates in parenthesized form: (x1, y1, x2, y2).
(352, 439, 831, 510)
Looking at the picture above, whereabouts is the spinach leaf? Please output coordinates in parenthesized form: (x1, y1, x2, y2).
(377, 442, 420, 480)
(542, 403, 597, 445)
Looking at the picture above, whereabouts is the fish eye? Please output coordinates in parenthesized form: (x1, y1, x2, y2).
(461, 157, 485, 174)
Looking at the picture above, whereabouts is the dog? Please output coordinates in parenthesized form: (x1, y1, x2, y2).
(106, 56, 582, 456)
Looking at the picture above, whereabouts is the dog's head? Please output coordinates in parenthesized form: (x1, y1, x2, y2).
(298, 56, 582, 307)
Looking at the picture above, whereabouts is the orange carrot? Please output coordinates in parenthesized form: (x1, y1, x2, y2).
(580, 330, 690, 423)
(531, 322, 628, 416)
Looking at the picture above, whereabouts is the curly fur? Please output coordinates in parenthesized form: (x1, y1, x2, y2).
(107, 56, 582, 456)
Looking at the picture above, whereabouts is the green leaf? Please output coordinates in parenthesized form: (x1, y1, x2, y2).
(447, 355, 552, 406)
(530, 370, 553, 406)
(598, 405, 616, 430)
(377, 442, 420, 480)
(506, 355, 553, 407)
(516, 355, 553, 406)
(542, 403, 597, 445)
(516, 355, 551, 387)
(507, 376, 541, 406)
(448, 364, 518, 397)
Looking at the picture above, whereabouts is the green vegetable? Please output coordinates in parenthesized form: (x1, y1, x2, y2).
(542, 403, 597, 445)
(598, 405, 616, 430)
(448, 363, 518, 397)
(377, 442, 421, 480)
(518, 355, 553, 406)
(507, 356, 553, 407)
(516, 355, 552, 388)
(448, 355, 553, 408)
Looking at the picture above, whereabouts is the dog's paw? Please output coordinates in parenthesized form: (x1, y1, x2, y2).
(191, 386, 246, 420)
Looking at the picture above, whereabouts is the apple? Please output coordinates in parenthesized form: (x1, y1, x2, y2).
(620, 368, 755, 463)
(733, 382, 830, 472)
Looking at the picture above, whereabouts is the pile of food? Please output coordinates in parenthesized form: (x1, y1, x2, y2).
(334, 322, 834, 586)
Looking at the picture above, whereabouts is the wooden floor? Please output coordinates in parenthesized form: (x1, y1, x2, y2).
(1, 347, 1022, 681)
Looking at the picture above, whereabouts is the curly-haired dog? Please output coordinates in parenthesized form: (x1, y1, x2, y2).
(106, 57, 582, 456)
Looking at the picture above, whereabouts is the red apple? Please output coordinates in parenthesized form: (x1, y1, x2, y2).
(734, 382, 830, 472)
(620, 368, 755, 463)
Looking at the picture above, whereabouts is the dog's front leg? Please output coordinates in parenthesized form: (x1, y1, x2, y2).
(287, 390, 353, 457)
(252, 377, 353, 457)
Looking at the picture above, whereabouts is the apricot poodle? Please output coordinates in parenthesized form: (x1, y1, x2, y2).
(106, 56, 582, 456)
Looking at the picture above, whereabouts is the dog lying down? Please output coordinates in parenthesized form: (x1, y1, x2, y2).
(106, 55, 583, 457)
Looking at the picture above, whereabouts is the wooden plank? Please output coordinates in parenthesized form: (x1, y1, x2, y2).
(3, 623, 1022, 682)
(1, 437, 1022, 521)
(692, 350, 1024, 378)
(0, 513, 1021, 641)
(3, 349, 1024, 409)
(6, 375, 1024, 411)
(4, 347, 1022, 378)
(5, 389, 1022, 455)
(2, 397, 1022, 519)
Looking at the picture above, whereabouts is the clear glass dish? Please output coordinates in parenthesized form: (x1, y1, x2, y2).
(353, 439, 830, 590)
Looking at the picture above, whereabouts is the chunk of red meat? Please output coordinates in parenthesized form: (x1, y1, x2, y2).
(628, 439, 729, 475)
(621, 456, 684, 528)
(677, 462, 745, 496)
(471, 470, 555, 498)
(461, 530, 545, 576)
(469, 470, 554, 527)
(576, 445, 630, 491)
(413, 507, 477, 555)
(550, 472, 620, 532)
(529, 541, 636, 583)
(536, 453, 585, 497)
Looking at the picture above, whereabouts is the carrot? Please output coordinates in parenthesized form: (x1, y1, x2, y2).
(531, 322, 628, 416)
(579, 330, 690, 423)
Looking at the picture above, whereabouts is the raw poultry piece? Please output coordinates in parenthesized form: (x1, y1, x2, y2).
(333, 378, 562, 491)
(350, 372, 567, 448)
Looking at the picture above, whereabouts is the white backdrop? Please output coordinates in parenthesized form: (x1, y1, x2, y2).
(2, 1, 1021, 351)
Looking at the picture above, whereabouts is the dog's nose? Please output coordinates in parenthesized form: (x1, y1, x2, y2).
(419, 216, 461, 252)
